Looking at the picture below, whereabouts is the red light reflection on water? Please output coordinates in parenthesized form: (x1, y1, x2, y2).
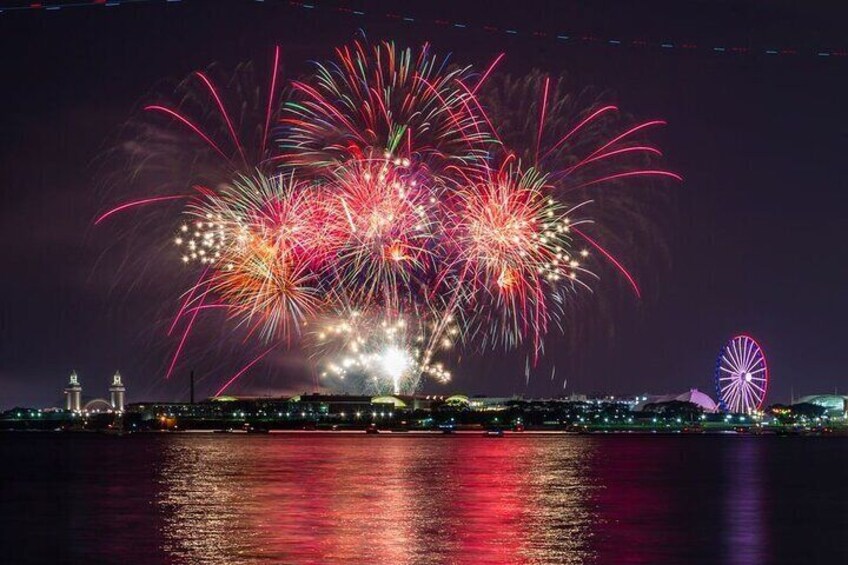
(157, 434, 594, 564)
(4, 433, 796, 564)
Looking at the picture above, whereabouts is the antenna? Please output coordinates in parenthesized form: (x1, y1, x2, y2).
(190, 370, 195, 404)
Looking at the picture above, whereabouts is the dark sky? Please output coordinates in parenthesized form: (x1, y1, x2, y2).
(1, 0, 846, 408)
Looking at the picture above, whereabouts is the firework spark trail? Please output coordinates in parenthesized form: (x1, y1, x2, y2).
(261, 45, 282, 157)
(566, 170, 683, 191)
(214, 345, 276, 397)
(143, 105, 229, 160)
(454, 78, 504, 147)
(535, 76, 550, 166)
(562, 146, 663, 175)
(571, 227, 641, 299)
(540, 105, 619, 161)
(164, 291, 207, 380)
(584, 120, 668, 161)
(94, 194, 188, 225)
(472, 52, 505, 94)
(168, 266, 210, 336)
(194, 72, 248, 165)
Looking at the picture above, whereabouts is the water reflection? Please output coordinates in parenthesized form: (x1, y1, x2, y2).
(157, 435, 596, 564)
(590, 437, 685, 564)
(722, 438, 767, 564)
(4, 434, 848, 564)
(587, 436, 776, 565)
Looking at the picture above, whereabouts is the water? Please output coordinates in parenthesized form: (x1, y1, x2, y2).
(1, 433, 846, 564)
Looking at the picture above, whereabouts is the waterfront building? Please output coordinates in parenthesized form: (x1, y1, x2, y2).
(109, 371, 126, 412)
(467, 396, 523, 410)
(794, 395, 848, 418)
(290, 394, 376, 416)
(64, 371, 82, 412)
(291, 394, 441, 414)
(122, 393, 452, 429)
(633, 389, 719, 413)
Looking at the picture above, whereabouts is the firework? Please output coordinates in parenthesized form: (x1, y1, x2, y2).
(322, 155, 443, 309)
(280, 40, 492, 172)
(97, 40, 680, 395)
(187, 173, 332, 343)
(443, 164, 593, 352)
(313, 308, 455, 395)
(479, 72, 682, 299)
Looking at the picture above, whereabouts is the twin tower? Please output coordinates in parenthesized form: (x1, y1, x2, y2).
(64, 371, 126, 413)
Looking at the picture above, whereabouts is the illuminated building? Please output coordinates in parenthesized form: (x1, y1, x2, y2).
(109, 371, 126, 412)
(633, 389, 719, 413)
(794, 395, 848, 418)
(64, 371, 82, 412)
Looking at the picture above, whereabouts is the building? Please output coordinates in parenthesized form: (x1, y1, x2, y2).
(467, 396, 523, 411)
(633, 389, 719, 413)
(123, 393, 454, 430)
(794, 395, 848, 418)
(109, 371, 126, 412)
(64, 371, 82, 412)
(60, 371, 127, 413)
(290, 394, 375, 416)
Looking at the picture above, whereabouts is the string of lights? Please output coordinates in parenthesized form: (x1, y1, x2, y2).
(3, 0, 846, 60)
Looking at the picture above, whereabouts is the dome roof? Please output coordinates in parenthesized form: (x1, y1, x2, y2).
(635, 389, 718, 413)
(680, 389, 719, 412)
(795, 395, 848, 413)
(444, 394, 470, 405)
(371, 396, 407, 408)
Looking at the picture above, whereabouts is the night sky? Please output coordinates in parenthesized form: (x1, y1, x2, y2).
(1, 1, 846, 408)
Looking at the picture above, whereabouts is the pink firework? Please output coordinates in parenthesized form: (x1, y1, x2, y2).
(192, 173, 332, 343)
(322, 156, 441, 311)
(97, 40, 682, 395)
(444, 165, 590, 353)
(478, 70, 682, 301)
(280, 40, 492, 172)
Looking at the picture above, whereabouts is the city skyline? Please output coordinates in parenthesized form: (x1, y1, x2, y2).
(2, 1, 847, 408)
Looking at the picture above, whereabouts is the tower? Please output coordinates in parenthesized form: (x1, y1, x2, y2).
(109, 371, 126, 412)
(64, 371, 82, 412)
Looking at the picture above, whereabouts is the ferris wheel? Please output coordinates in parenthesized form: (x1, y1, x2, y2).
(715, 335, 769, 414)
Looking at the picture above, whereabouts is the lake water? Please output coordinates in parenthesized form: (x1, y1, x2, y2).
(1, 433, 846, 564)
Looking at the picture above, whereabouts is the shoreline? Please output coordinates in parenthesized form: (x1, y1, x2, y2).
(3, 428, 846, 437)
